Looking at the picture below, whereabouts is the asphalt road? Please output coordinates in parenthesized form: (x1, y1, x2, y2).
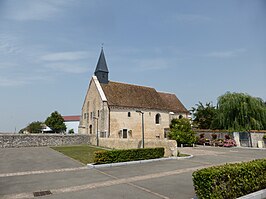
(0, 146, 265, 199)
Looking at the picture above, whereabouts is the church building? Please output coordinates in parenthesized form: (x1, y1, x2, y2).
(78, 49, 189, 140)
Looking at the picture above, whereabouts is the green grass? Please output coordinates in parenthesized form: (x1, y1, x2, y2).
(178, 153, 190, 157)
(51, 145, 106, 164)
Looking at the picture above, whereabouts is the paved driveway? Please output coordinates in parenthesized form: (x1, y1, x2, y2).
(0, 147, 83, 174)
(0, 146, 265, 199)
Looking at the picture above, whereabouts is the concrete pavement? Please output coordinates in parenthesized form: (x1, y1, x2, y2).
(0, 146, 265, 199)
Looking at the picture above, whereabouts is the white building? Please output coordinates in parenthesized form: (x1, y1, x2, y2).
(63, 116, 80, 134)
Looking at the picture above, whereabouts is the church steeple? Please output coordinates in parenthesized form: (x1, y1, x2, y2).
(94, 48, 109, 84)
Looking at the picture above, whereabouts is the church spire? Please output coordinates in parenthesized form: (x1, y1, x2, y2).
(94, 48, 109, 84)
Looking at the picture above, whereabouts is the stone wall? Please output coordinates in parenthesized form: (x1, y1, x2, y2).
(195, 129, 266, 148)
(90, 137, 177, 157)
(0, 134, 91, 148)
(250, 132, 265, 148)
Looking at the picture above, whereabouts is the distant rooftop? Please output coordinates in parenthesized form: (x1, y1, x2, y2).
(63, 115, 81, 122)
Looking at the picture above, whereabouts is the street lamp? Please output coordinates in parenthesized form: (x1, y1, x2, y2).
(136, 110, 144, 148)
(93, 116, 99, 146)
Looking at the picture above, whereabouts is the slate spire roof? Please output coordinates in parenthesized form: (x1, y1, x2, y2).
(94, 48, 109, 73)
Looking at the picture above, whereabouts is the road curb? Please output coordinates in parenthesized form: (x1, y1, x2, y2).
(87, 155, 193, 169)
(237, 188, 266, 199)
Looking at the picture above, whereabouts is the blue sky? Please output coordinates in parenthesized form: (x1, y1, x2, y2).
(0, 0, 265, 132)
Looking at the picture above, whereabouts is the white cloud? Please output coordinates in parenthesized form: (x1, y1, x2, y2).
(45, 63, 88, 74)
(4, 0, 73, 21)
(0, 34, 22, 54)
(0, 75, 49, 87)
(205, 48, 247, 58)
(41, 51, 90, 61)
(0, 77, 27, 87)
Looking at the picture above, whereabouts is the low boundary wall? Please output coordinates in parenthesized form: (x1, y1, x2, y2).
(91, 137, 177, 157)
(195, 130, 266, 148)
(0, 134, 91, 148)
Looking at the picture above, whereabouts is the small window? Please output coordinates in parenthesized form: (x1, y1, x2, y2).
(90, 112, 93, 119)
(89, 125, 92, 134)
(179, 115, 183, 119)
(155, 113, 161, 124)
(128, 112, 131, 117)
(122, 129, 127, 138)
(84, 113, 87, 119)
(98, 110, 100, 117)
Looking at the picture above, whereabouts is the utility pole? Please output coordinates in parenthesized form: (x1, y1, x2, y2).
(136, 110, 144, 148)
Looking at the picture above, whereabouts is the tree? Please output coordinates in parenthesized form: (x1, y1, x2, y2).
(26, 121, 43, 133)
(213, 92, 266, 131)
(168, 118, 196, 146)
(45, 111, 66, 133)
(68, 129, 74, 134)
(191, 102, 217, 129)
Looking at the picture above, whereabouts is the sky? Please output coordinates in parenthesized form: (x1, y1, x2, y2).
(0, 0, 265, 132)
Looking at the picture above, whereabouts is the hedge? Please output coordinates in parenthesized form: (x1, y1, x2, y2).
(94, 147, 164, 164)
(192, 159, 266, 199)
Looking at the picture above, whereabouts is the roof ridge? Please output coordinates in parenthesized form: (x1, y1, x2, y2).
(108, 80, 156, 90)
(157, 91, 176, 95)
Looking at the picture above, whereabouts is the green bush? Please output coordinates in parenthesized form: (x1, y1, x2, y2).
(94, 147, 164, 164)
(192, 159, 266, 199)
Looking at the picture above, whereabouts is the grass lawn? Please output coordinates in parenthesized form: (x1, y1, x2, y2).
(51, 145, 106, 164)
(178, 153, 190, 157)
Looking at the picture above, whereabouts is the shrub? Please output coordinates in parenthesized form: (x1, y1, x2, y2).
(223, 139, 236, 147)
(200, 133, 205, 138)
(211, 133, 217, 140)
(193, 159, 266, 199)
(197, 138, 205, 145)
(169, 118, 196, 146)
(224, 134, 230, 140)
(68, 129, 74, 134)
(263, 134, 266, 139)
(212, 139, 224, 147)
(197, 138, 210, 145)
(94, 147, 164, 164)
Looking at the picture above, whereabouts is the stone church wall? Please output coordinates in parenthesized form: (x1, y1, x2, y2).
(79, 77, 109, 135)
(109, 108, 170, 139)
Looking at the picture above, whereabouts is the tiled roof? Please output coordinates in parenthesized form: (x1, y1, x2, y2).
(101, 81, 188, 113)
(63, 115, 81, 121)
(158, 92, 189, 113)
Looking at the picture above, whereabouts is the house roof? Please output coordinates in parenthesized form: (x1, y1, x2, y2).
(158, 92, 188, 113)
(101, 81, 188, 113)
(63, 115, 81, 122)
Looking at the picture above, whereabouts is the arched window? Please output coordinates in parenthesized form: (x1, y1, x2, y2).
(179, 115, 183, 119)
(155, 113, 161, 124)
(128, 112, 131, 117)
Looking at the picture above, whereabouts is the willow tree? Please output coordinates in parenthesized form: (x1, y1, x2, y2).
(213, 92, 266, 131)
